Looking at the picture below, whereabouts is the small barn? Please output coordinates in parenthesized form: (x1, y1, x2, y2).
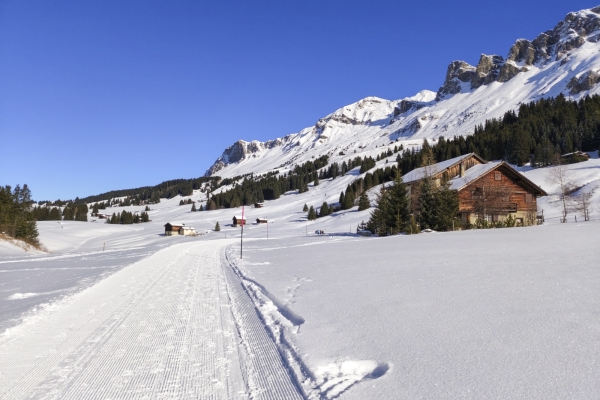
(232, 216, 246, 227)
(254, 202, 264, 208)
(164, 222, 185, 236)
(256, 218, 268, 224)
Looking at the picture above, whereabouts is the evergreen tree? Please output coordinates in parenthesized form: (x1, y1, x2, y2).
(358, 193, 370, 211)
(367, 185, 389, 235)
(318, 202, 330, 218)
(214, 221, 221, 231)
(406, 215, 419, 235)
(435, 183, 459, 231)
(302, 203, 308, 212)
(416, 176, 437, 230)
(313, 175, 319, 186)
(342, 186, 355, 210)
(145, 205, 150, 211)
(307, 206, 317, 220)
(0, 184, 39, 244)
(179, 199, 184, 206)
(385, 175, 410, 234)
(207, 199, 217, 210)
(191, 203, 197, 212)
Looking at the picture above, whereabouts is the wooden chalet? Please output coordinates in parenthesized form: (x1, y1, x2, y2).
(403, 153, 547, 226)
(232, 216, 246, 227)
(256, 218, 268, 224)
(254, 202, 264, 208)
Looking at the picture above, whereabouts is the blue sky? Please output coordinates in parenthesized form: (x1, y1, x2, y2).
(0, 0, 595, 200)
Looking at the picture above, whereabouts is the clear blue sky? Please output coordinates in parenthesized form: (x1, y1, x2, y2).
(0, 0, 595, 200)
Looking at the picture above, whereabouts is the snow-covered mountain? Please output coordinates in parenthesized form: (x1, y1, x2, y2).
(206, 6, 600, 179)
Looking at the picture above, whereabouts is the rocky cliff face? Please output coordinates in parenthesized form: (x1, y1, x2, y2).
(436, 7, 600, 98)
(205, 139, 283, 176)
(205, 6, 600, 178)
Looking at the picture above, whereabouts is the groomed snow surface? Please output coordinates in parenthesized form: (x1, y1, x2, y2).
(2, 156, 600, 398)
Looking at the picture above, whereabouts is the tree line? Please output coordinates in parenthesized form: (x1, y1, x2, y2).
(0, 185, 39, 244)
(106, 211, 150, 224)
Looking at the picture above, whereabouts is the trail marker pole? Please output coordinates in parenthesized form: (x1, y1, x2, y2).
(267, 220, 269, 239)
(240, 206, 244, 259)
(103, 242, 105, 251)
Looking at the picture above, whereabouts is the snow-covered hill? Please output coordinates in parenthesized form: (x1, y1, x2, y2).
(206, 5, 600, 179)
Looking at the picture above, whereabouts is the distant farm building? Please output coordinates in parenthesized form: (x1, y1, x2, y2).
(232, 216, 246, 227)
(164, 222, 197, 236)
(403, 153, 547, 226)
(256, 218, 268, 224)
(254, 202, 264, 208)
(561, 151, 590, 164)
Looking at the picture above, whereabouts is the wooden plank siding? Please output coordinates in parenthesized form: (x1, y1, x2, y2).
(457, 166, 538, 225)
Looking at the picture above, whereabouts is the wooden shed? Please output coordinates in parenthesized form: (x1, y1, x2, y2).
(256, 218, 268, 224)
(164, 222, 185, 236)
(232, 216, 246, 227)
(254, 202, 264, 208)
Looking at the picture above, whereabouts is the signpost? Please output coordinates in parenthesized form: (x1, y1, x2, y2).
(240, 206, 244, 259)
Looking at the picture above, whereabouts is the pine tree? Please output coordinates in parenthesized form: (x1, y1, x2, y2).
(358, 192, 370, 211)
(307, 206, 317, 220)
(214, 221, 221, 231)
(406, 215, 419, 235)
(417, 176, 437, 230)
(302, 203, 308, 212)
(343, 186, 355, 210)
(313, 175, 319, 186)
(385, 175, 410, 234)
(435, 183, 459, 231)
(179, 199, 184, 206)
(367, 185, 389, 235)
(318, 202, 329, 218)
(145, 205, 150, 211)
(191, 203, 197, 212)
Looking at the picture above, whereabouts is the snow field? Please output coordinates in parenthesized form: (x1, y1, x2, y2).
(233, 222, 600, 399)
(0, 241, 251, 399)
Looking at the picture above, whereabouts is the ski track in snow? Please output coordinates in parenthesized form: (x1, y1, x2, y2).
(0, 240, 305, 399)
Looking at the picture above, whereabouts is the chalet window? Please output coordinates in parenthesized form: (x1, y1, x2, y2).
(494, 172, 502, 181)
(525, 193, 533, 203)
(471, 187, 483, 199)
(502, 195, 509, 202)
(492, 214, 499, 222)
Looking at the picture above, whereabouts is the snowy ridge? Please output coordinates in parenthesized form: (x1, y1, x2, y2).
(206, 5, 600, 179)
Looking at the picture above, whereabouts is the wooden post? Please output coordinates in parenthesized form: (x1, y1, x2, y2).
(103, 242, 105, 251)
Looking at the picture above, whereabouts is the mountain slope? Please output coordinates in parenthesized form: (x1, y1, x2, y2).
(206, 5, 600, 179)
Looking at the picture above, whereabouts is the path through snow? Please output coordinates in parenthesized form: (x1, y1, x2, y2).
(0, 240, 302, 399)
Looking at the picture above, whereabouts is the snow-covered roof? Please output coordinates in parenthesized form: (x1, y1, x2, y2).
(448, 162, 501, 190)
(181, 226, 196, 230)
(402, 153, 477, 183)
(165, 222, 185, 227)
